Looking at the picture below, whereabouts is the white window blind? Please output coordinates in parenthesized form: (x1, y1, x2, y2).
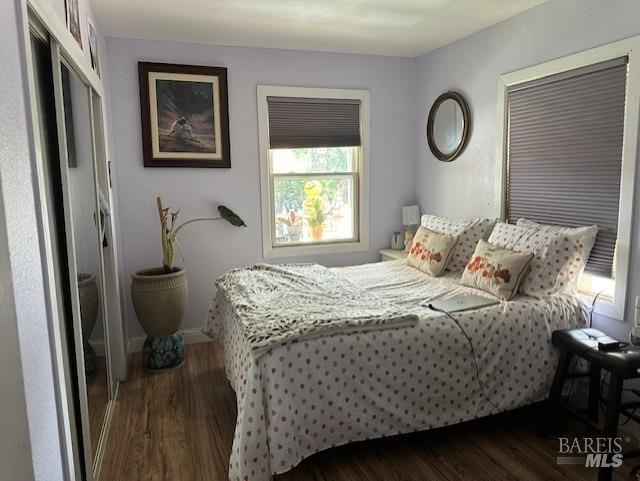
(506, 57, 628, 278)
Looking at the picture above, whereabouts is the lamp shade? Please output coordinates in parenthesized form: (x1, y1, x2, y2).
(402, 205, 420, 226)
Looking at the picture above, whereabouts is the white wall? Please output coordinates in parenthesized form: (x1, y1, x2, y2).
(0, 181, 35, 481)
(414, 0, 640, 338)
(105, 38, 418, 338)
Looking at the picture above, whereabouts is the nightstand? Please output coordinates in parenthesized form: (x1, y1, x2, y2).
(379, 249, 408, 261)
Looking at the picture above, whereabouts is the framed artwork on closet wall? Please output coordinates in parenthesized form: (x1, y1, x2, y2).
(138, 62, 231, 168)
(87, 18, 100, 77)
(64, 0, 82, 47)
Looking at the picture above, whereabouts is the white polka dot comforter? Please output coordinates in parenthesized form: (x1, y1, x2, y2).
(205, 260, 585, 481)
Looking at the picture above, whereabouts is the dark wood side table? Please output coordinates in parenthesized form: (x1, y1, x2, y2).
(549, 328, 640, 481)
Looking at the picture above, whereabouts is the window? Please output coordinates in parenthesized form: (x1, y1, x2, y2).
(496, 37, 640, 320)
(258, 87, 369, 257)
(505, 57, 627, 279)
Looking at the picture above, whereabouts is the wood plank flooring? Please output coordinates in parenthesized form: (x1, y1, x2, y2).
(101, 342, 636, 481)
(87, 354, 108, 459)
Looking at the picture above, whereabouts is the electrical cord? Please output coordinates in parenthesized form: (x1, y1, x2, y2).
(588, 290, 605, 328)
(428, 304, 502, 413)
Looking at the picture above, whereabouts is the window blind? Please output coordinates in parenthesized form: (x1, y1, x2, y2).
(267, 96, 361, 149)
(506, 57, 628, 278)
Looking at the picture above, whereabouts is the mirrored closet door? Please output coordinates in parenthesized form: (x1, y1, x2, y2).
(28, 12, 125, 481)
(58, 59, 111, 463)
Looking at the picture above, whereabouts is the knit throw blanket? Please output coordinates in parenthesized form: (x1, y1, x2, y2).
(215, 263, 418, 356)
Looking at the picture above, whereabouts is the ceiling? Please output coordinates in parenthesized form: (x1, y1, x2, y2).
(93, 0, 547, 58)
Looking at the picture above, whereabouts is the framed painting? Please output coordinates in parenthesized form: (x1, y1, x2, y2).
(87, 17, 100, 77)
(65, 0, 82, 47)
(138, 62, 231, 168)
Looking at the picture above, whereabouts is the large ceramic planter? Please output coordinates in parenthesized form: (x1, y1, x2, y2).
(78, 273, 98, 376)
(78, 273, 98, 342)
(131, 267, 187, 371)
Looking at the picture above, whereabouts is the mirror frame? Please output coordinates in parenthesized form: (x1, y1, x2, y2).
(426, 91, 471, 162)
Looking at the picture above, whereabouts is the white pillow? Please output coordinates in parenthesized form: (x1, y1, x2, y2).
(487, 220, 597, 296)
(421, 215, 496, 272)
(516, 218, 598, 293)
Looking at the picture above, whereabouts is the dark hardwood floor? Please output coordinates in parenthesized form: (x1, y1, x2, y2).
(101, 342, 637, 481)
(87, 354, 108, 459)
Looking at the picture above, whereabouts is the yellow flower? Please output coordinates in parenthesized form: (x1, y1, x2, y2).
(304, 180, 322, 198)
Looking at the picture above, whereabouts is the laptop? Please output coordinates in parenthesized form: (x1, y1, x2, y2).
(428, 293, 500, 313)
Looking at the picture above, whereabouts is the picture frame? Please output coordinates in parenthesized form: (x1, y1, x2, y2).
(87, 17, 100, 77)
(64, 0, 82, 48)
(138, 62, 231, 168)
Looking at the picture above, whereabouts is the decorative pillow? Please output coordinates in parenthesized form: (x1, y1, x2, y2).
(488, 220, 597, 296)
(421, 215, 497, 272)
(516, 218, 598, 294)
(406, 226, 459, 277)
(461, 240, 534, 301)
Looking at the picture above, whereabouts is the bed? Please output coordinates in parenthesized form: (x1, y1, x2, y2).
(205, 258, 586, 481)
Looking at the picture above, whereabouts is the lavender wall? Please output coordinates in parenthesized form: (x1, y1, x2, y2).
(104, 38, 418, 339)
(414, 0, 640, 338)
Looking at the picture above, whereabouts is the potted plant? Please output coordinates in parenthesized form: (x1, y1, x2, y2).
(276, 210, 302, 242)
(131, 197, 245, 371)
(307, 197, 327, 241)
(303, 180, 327, 241)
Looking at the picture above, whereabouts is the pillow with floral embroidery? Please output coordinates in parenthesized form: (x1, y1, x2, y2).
(488, 220, 597, 296)
(421, 215, 497, 272)
(406, 227, 459, 277)
(461, 240, 534, 301)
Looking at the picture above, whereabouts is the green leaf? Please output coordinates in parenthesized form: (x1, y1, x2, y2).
(217, 205, 247, 227)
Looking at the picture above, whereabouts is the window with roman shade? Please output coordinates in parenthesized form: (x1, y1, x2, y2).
(267, 97, 361, 148)
(505, 57, 628, 278)
(258, 87, 369, 256)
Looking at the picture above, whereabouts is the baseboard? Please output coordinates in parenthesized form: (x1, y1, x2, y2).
(127, 327, 213, 353)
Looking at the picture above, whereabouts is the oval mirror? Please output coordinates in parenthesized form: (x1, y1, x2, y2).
(426, 91, 471, 162)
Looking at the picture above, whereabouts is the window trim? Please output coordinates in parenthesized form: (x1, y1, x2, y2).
(257, 85, 370, 258)
(494, 36, 640, 320)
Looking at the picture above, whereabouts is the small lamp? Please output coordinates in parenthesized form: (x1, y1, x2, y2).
(402, 205, 421, 230)
(401, 205, 420, 252)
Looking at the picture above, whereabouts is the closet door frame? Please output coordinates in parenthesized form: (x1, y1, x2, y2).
(23, 20, 85, 481)
(20, 0, 127, 479)
(50, 41, 96, 480)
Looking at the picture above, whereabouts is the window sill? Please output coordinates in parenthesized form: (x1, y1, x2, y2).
(263, 239, 369, 259)
(577, 292, 624, 322)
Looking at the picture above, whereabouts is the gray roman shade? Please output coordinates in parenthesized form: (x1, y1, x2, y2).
(267, 96, 361, 149)
(506, 57, 628, 278)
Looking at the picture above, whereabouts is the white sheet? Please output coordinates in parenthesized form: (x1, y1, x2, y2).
(205, 260, 586, 481)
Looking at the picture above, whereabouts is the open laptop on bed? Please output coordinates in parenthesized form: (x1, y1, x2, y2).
(429, 294, 500, 313)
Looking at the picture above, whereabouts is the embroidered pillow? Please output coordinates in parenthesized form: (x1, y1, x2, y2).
(421, 215, 497, 272)
(461, 240, 534, 301)
(406, 227, 459, 277)
(488, 220, 597, 296)
(516, 218, 598, 294)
